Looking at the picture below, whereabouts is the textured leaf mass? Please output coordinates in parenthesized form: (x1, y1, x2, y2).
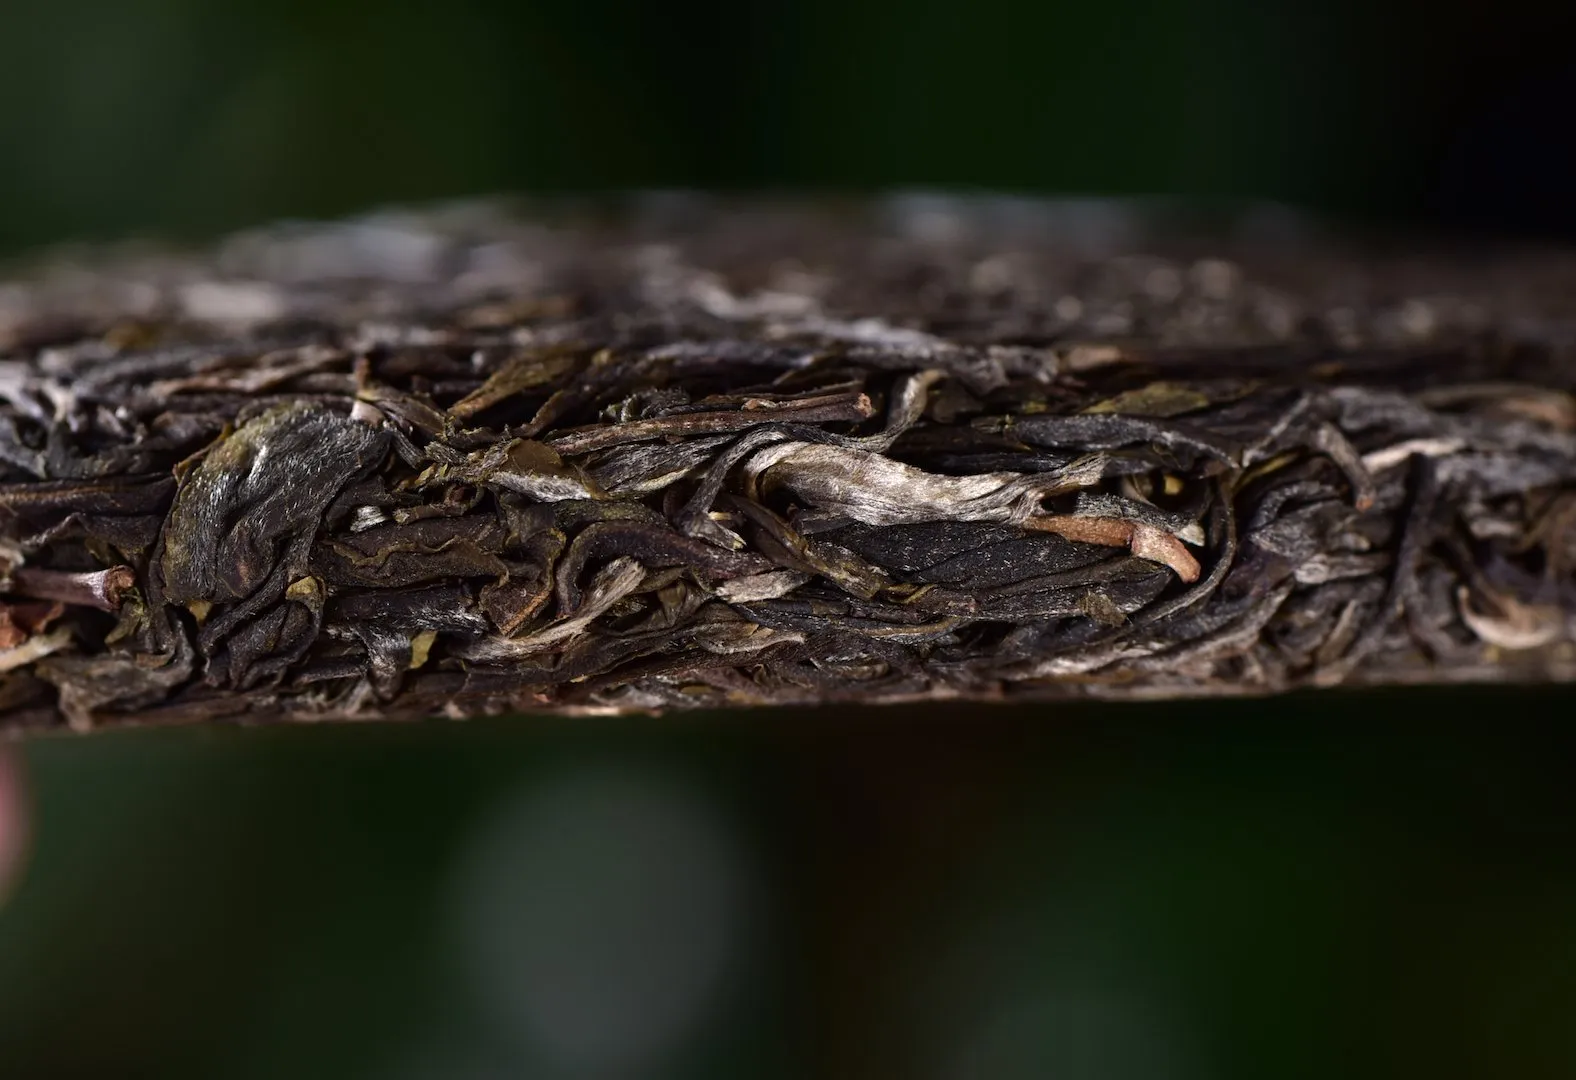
(0, 198, 1573, 731)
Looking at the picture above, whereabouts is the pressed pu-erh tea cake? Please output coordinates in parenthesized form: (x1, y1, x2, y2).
(0, 197, 1573, 732)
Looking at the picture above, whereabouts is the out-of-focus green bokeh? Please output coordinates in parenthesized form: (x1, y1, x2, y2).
(3, 0, 1574, 249)
(2, 2, 1576, 1077)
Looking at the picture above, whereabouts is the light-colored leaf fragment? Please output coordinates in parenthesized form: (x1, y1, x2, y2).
(409, 629, 438, 670)
(716, 571, 812, 603)
(1026, 514, 1202, 583)
(745, 443, 1103, 526)
(1084, 382, 1211, 417)
(1457, 586, 1563, 650)
(0, 626, 71, 674)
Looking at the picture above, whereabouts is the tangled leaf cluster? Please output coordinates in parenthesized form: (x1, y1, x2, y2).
(0, 198, 1573, 730)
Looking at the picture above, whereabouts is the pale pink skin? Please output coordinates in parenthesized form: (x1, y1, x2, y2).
(0, 751, 27, 899)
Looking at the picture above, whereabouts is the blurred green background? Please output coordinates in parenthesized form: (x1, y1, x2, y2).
(2, 1, 1576, 1077)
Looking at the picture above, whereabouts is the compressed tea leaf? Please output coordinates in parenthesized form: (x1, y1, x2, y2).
(1, 196, 1574, 733)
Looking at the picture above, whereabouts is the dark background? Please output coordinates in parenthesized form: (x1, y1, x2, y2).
(2, 1, 1576, 1077)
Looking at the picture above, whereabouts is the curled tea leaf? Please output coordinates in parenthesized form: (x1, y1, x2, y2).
(745, 443, 1102, 526)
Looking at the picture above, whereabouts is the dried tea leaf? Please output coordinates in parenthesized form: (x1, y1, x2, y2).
(746, 443, 1101, 526)
(448, 349, 582, 419)
(1084, 382, 1213, 418)
(159, 404, 388, 606)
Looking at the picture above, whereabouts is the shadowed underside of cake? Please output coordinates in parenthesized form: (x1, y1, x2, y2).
(0, 196, 1573, 732)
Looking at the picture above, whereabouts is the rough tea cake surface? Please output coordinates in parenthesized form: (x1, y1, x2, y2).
(1, 196, 1574, 731)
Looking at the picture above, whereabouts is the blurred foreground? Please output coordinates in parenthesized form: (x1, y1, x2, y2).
(3, 690, 1575, 1078)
